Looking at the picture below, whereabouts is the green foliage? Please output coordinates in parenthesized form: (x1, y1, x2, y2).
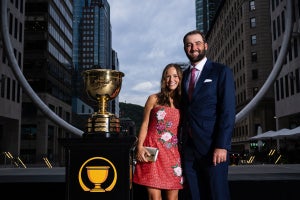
(119, 102, 144, 135)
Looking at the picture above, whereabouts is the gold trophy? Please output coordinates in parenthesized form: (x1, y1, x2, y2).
(82, 69, 124, 136)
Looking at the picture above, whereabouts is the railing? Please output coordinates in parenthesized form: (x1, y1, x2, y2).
(2, 152, 27, 168)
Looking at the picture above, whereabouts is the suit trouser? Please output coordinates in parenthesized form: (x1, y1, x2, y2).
(182, 140, 230, 200)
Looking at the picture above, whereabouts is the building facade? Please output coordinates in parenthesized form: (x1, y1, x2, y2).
(271, 0, 300, 152)
(195, 0, 222, 33)
(205, 0, 276, 153)
(0, 0, 25, 161)
(22, 0, 74, 164)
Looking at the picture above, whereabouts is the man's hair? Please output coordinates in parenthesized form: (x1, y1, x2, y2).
(183, 30, 207, 44)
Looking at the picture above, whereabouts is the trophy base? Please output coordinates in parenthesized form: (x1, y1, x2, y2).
(84, 113, 121, 137)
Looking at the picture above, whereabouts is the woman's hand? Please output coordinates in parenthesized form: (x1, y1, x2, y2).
(135, 146, 151, 162)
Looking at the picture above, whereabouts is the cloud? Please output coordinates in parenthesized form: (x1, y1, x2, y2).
(109, 0, 195, 106)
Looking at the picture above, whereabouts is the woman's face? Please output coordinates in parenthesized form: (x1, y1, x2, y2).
(165, 67, 180, 91)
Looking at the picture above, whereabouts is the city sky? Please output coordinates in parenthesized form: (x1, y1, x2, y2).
(109, 0, 195, 106)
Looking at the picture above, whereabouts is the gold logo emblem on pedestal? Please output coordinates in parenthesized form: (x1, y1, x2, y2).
(78, 157, 117, 192)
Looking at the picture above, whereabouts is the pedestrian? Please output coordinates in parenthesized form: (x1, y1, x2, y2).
(180, 30, 236, 200)
(133, 63, 184, 200)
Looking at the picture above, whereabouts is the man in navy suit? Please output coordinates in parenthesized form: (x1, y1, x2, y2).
(180, 30, 236, 200)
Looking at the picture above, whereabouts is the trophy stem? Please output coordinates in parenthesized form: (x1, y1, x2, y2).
(97, 95, 110, 115)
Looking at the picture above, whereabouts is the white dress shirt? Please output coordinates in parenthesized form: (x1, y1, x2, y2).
(186, 57, 207, 91)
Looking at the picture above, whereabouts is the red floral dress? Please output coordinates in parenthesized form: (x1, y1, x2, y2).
(133, 106, 183, 189)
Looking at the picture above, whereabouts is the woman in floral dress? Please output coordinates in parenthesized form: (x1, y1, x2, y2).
(133, 63, 183, 200)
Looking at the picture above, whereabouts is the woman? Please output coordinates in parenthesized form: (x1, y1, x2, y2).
(133, 63, 183, 200)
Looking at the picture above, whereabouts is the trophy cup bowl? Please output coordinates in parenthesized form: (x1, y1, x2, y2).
(82, 69, 124, 136)
(86, 166, 110, 192)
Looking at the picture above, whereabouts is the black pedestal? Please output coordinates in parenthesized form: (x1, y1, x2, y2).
(61, 135, 136, 200)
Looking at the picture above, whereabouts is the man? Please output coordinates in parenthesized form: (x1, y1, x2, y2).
(180, 30, 236, 200)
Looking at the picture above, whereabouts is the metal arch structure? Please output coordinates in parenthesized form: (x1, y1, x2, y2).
(0, 0, 84, 136)
(0, 0, 293, 132)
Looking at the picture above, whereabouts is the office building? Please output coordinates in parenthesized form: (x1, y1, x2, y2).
(21, 0, 74, 164)
(271, 0, 300, 146)
(195, 0, 222, 33)
(205, 0, 276, 153)
(0, 0, 25, 162)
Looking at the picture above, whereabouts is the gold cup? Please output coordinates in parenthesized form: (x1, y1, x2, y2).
(86, 166, 110, 192)
(82, 69, 124, 136)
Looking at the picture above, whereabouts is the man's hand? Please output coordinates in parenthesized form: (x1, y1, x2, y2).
(212, 148, 227, 166)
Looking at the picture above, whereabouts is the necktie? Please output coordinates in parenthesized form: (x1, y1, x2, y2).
(188, 67, 197, 100)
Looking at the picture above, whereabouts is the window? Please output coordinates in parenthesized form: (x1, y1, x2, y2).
(294, 38, 298, 58)
(249, 1, 255, 11)
(21, 125, 37, 140)
(280, 77, 284, 99)
(271, 0, 275, 11)
(58, 106, 62, 117)
(296, 68, 300, 93)
(65, 112, 70, 123)
(251, 35, 257, 45)
(15, 0, 18, 9)
(275, 80, 280, 100)
(19, 22, 23, 42)
(22, 102, 37, 117)
(0, 74, 6, 98)
(20, 0, 24, 13)
(9, 13, 13, 34)
(277, 16, 281, 37)
(12, 80, 16, 101)
(273, 20, 276, 40)
(252, 69, 258, 80)
(250, 17, 256, 28)
(251, 52, 257, 62)
(49, 104, 55, 112)
(274, 49, 278, 62)
(14, 18, 18, 39)
(18, 52, 22, 67)
(6, 77, 10, 99)
(253, 87, 258, 97)
(290, 72, 295, 95)
(289, 41, 293, 61)
(285, 75, 289, 97)
(17, 83, 20, 103)
(281, 11, 285, 32)
(48, 125, 54, 140)
(81, 105, 85, 113)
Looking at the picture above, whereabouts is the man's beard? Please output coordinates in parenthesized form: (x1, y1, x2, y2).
(186, 49, 206, 63)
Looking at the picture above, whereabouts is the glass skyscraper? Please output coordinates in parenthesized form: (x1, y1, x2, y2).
(195, 0, 221, 33)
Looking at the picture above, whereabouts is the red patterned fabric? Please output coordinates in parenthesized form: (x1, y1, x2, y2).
(133, 106, 183, 189)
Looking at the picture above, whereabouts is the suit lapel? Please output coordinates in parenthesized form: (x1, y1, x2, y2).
(193, 60, 212, 97)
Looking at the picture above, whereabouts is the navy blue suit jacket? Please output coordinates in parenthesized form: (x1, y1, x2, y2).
(181, 59, 236, 156)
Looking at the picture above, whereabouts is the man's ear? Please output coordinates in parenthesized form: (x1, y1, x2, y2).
(204, 43, 208, 51)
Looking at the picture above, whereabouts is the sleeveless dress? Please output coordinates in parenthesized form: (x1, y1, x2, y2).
(133, 106, 183, 189)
